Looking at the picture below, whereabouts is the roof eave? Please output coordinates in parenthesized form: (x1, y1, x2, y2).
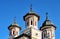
(23, 13, 40, 21)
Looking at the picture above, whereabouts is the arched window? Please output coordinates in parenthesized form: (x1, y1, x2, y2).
(13, 31, 15, 35)
(43, 31, 46, 38)
(31, 20, 32, 25)
(44, 32, 46, 38)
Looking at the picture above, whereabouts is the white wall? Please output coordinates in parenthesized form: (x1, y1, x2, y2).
(31, 28, 42, 39)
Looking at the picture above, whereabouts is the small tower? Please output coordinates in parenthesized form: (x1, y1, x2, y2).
(23, 5, 40, 29)
(8, 17, 21, 39)
(40, 12, 56, 39)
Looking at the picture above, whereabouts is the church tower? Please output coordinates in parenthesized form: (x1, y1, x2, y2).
(40, 12, 56, 39)
(8, 17, 21, 39)
(23, 5, 42, 39)
(23, 5, 40, 29)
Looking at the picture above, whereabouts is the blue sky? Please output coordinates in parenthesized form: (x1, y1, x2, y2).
(0, 0, 60, 39)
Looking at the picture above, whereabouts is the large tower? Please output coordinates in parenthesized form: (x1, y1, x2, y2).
(23, 5, 40, 29)
(40, 12, 56, 39)
(8, 17, 21, 39)
(23, 5, 42, 39)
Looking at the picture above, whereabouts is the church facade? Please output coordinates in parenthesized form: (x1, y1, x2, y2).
(8, 5, 56, 39)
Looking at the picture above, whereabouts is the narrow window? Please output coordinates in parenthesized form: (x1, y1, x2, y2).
(13, 31, 15, 35)
(31, 21, 32, 25)
(27, 20, 29, 26)
(44, 33, 45, 38)
(44, 31, 46, 38)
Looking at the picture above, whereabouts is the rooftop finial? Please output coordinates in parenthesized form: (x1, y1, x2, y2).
(46, 12, 48, 20)
(14, 17, 16, 24)
(30, 4, 32, 11)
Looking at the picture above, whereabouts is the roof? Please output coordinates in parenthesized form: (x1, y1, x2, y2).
(14, 33, 31, 39)
(42, 20, 54, 26)
(8, 17, 21, 30)
(23, 4, 40, 21)
(23, 12, 40, 21)
(40, 13, 56, 30)
(40, 19, 56, 30)
(8, 23, 21, 30)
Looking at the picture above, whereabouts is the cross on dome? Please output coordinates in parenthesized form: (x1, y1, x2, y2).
(14, 17, 16, 24)
(46, 12, 48, 20)
(30, 4, 32, 12)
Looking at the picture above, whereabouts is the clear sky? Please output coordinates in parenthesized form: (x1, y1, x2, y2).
(0, 0, 60, 39)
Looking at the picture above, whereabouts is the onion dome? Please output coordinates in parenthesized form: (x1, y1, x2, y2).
(40, 12, 56, 30)
(8, 17, 21, 30)
(23, 4, 40, 21)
